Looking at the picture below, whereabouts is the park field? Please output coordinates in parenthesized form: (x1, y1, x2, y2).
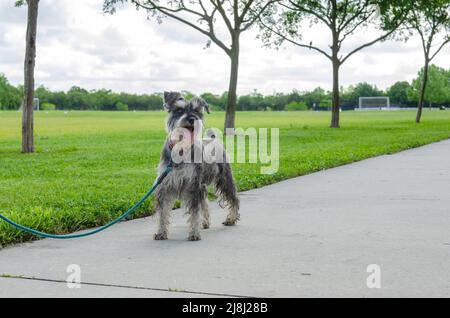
(1, 110, 450, 247)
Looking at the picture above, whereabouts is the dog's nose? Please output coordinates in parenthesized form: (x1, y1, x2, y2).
(187, 116, 196, 125)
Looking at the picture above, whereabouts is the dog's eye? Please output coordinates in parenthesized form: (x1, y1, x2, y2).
(175, 108, 184, 115)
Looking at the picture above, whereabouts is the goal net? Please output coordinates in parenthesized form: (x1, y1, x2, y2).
(18, 98, 40, 111)
(358, 97, 390, 110)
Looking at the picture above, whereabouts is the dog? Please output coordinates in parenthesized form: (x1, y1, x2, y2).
(153, 91, 240, 241)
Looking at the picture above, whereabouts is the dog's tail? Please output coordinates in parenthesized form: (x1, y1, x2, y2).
(215, 163, 240, 212)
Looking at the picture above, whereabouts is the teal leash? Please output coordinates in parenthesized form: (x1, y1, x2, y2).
(0, 165, 173, 239)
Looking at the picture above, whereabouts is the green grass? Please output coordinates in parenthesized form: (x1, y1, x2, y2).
(1, 110, 450, 247)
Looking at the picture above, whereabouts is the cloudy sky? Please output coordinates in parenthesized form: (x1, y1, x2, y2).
(0, 0, 449, 95)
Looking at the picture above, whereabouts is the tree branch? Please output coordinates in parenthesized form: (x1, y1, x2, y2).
(338, 12, 371, 46)
(340, 9, 408, 65)
(337, 0, 371, 33)
(284, 0, 332, 28)
(258, 16, 332, 60)
(241, 0, 280, 32)
(131, 0, 231, 54)
(430, 37, 450, 61)
(211, 0, 235, 34)
(340, 27, 397, 65)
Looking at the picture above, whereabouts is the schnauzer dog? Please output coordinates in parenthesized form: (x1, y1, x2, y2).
(153, 91, 240, 241)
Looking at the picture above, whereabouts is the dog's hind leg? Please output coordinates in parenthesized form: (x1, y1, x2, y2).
(215, 163, 240, 226)
(154, 188, 175, 240)
(199, 184, 211, 229)
(223, 200, 239, 227)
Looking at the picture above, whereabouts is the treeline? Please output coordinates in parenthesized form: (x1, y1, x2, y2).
(0, 76, 164, 111)
(1, 65, 449, 111)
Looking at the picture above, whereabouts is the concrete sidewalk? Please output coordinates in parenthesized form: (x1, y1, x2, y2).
(1, 140, 450, 298)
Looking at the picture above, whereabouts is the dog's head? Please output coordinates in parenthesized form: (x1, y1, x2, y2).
(163, 92, 213, 163)
(165, 92, 210, 140)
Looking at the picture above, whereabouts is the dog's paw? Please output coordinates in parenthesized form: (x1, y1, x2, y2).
(187, 233, 201, 241)
(154, 233, 168, 240)
(223, 217, 239, 226)
(222, 219, 237, 226)
(202, 220, 210, 229)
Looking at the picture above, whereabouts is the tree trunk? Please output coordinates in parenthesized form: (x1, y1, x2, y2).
(224, 36, 240, 132)
(330, 56, 340, 128)
(329, 1, 340, 128)
(22, 0, 39, 153)
(416, 59, 429, 124)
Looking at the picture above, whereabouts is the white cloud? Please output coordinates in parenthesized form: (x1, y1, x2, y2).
(0, 0, 449, 95)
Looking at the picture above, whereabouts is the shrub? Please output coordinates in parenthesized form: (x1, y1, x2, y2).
(285, 101, 308, 111)
(318, 99, 332, 110)
(115, 102, 129, 111)
(208, 104, 225, 112)
(41, 102, 56, 111)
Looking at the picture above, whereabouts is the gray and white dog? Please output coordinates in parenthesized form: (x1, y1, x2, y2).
(153, 91, 240, 241)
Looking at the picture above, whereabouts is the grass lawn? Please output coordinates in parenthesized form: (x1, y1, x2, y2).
(1, 110, 450, 247)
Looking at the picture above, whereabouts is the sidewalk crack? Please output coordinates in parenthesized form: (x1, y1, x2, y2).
(0, 274, 255, 298)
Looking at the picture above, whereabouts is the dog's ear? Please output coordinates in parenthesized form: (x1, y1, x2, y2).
(191, 97, 210, 114)
(203, 100, 211, 114)
(164, 91, 171, 103)
(163, 91, 184, 112)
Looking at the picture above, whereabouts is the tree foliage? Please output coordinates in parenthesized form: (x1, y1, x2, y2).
(341, 82, 383, 107)
(0, 74, 22, 110)
(104, 0, 278, 56)
(103, 0, 280, 129)
(405, 0, 450, 63)
(258, 0, 412, 127)
(402, 0, 450, 121)
(1, 72, 449, 112)
(408, 65, 450, 106)
(259, 0, 410, 65)
(387, 81, 414, 107)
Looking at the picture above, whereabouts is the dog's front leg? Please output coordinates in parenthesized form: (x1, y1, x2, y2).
(201, 197, 211, 229)
(154, 188, 175, 240)
(185, 193, 203, 241)
(200, 185, 210, 229)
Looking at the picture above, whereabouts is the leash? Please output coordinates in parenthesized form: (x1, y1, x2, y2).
(0, 164, 173, 239)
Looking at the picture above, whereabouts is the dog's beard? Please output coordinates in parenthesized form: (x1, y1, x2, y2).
(170, 119, 203, 148)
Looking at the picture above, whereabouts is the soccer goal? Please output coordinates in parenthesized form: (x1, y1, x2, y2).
(18, 98, 40, 112)
(358, 97, 390, 111)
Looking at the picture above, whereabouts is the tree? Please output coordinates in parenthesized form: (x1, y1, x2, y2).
(103, 0, 279, 131)
(0, 74, 22, 110)
(201, 92, 226, 110)
(341, 82, 383, 107)
(408, 65, 450, 109)
(35, 85, 52, 104)
(258, 0, 410, 127)
(265, 92, 289, 111)
(115, 101, 129, 111)
(340, 82, 384, 109)
(237, 90, 270, 110)
(387, 81, 412, 107)
(302, 87, 331, 109)
(66, 86, 93, 110)
(404, 0, 450, 123)
(285, 101, 308, 111)
(16, 0, 40, 153)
